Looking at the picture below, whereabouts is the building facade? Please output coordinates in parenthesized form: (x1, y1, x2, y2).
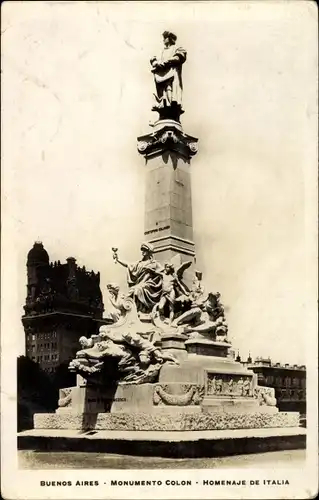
(242, 356, 306, 415)
(22, 242, 107, 374)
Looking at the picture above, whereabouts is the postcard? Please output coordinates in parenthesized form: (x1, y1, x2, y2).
(1, 1, 318, 499)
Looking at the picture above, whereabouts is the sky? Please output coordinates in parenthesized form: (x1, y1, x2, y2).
(2, 1, 317, 365)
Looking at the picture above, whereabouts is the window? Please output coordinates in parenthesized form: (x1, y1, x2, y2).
(32, 334, 35, 341)
(293, 378, 300, 387)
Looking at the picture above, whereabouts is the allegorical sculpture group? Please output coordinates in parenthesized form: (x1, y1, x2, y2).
(69, 241, 228, 385)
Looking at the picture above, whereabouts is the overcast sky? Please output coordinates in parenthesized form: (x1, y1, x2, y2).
(2, 1, 317, 364)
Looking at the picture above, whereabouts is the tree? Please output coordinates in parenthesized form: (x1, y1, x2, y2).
(17, 356, 57, 431)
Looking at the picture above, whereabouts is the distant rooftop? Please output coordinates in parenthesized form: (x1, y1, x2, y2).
(239, 353, 306, 370)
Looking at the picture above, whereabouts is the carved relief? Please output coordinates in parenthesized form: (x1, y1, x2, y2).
(206, 373, 254, 397)
(58, 388, 73, 408)
(153, 384, 204, 406)
(254, 386, 277, 407)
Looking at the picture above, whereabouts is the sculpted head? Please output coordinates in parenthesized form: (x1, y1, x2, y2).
(206, 291, 221, 305)
(205, 292, 219, 314)
(139, 353, 151, 366)
(140, 242, 154, 260)
(107, 283, 120, 297)
(164, 262, 175, 274)
(79, 336, 89, 348)
(162, 30, 177, 47)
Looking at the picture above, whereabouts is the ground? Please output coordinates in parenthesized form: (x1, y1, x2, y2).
(19, 449, 306, 470)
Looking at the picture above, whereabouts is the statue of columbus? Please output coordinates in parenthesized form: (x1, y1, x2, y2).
(150, 31, 187, 122)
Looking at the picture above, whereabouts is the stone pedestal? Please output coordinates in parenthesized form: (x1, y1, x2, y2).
(57, 384, 156, 414)
(185, 338, 232, 357)
(160, 332, 188, 362)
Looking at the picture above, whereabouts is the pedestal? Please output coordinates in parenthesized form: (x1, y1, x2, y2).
(160, 332, 188, 362)
(185, 338, 232, 357)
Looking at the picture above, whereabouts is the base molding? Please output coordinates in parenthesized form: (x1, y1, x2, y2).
(18, 427, 306, 457)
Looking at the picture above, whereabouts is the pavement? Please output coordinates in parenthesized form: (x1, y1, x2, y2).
(18, 448, 306, 469)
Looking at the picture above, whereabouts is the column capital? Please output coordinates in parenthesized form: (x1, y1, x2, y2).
(137, 122, 198, 161)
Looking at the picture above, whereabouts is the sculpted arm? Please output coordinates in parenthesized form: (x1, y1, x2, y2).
(113, 251, 129, 269)
(166, 47, 187, 67)
(117, 259, 128, 268)
(165, 55, 183, 67)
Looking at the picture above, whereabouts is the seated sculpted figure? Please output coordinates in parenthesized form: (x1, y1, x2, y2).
(172, 291, 228, 341)
(112, 243, 163, 314)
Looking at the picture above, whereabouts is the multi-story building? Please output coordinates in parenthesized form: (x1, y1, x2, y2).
(22, 242, 108, 375)
(241, 355, 306, 415)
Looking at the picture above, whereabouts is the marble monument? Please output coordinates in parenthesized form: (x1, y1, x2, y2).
(28, 32, 300, 438)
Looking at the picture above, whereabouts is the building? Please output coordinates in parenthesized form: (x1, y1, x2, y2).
(22, 241, 107, 374)
(241, 355, 306, 415)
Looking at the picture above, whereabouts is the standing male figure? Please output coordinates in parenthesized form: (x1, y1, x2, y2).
(150, 31, 187, 120)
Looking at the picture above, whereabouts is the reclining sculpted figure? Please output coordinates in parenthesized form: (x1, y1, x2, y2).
(69, 325, 179, 385)
(173, 291, 228, 341)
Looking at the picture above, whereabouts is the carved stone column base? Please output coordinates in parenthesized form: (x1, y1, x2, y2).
(160, 332, 188, 362)
(185, 338, 232, 357)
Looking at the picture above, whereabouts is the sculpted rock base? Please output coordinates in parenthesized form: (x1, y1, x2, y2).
(34, 410, 299, 432)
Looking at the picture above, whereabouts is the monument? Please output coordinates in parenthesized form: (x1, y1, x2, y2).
(19, 32, 304, 455)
